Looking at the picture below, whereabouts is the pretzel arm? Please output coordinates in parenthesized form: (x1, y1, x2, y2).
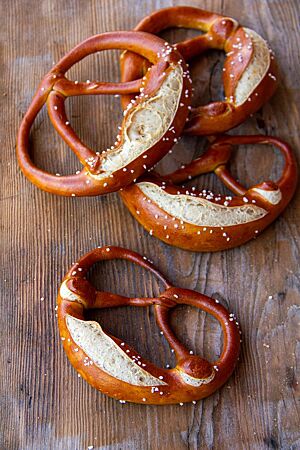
(212, 135, 298, 200)
(93, 292, 176, 309)
(54, 77, 142, 97)
(16, 84, 93, 195)
(154, 304, 190, 360)
(134, 6, 219, 33)
(162, 288, 240, 374)
(214, 165, 247, 196)
(176, 34, 218, 61)
(166, 135, 297, 198)
(163, 142, 233, 184)
(67, 246, 172, 288)
(47, 91, 100, 171)
(154, 287, 240, 382)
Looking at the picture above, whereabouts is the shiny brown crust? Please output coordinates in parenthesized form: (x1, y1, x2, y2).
(17, 31, 191, 196)
(120, 135, 298, 252)
(57, 246, 240, 404)
(120, 6, 278, 135)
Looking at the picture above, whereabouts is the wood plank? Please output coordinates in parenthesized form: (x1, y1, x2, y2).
(1, 0, 299, 449)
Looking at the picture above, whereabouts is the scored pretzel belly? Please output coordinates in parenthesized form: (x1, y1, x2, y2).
(57, 246, 240, 404)
(120, 6, 278, 135)
(120, 135, 297, 252)
(17, 31, 191, 196)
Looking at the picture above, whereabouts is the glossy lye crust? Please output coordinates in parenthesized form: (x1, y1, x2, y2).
(57, 246, 241, 404)
(120, 6, 279, 135)
(17, 31, 192, 196)
(120, 135, 298, 252)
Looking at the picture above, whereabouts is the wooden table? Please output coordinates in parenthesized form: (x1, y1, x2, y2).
(1, 0, 299, 449)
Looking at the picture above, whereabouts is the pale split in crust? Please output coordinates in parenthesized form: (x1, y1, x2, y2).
(66, 315, 167, 387)
(137, 182, 268, 227)
(234, 28, 271, 105)
(177, 369, 215, 387)
(90, 64, 183, 179)
(252, 187, 282, 204)
(59, 280, 87, 306)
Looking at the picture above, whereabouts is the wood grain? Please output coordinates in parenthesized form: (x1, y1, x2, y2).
(1, 0, 299, 449)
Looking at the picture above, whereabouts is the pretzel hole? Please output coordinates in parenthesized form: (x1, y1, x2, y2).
(155, 138, 235, 197)
(154, 134, 199, 175)
(159, 28, 226, 105)
(29, 106, 81, 175)
(81, 258, 171, 368)
(64, 94, 122, 154)
(83, 259, 223, 367)
(189, 50, 225, 105)
(86, 305, 172, 368)
(61, 49, 134, 158)
(87, 258, 166, 297)
(170, 305, 223, 363)
(159, 28, 204, 47)
(229, 143, 284, 189)
(66, 49, 123, 84)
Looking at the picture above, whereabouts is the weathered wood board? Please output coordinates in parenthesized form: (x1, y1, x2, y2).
(1, 0, 299, 449)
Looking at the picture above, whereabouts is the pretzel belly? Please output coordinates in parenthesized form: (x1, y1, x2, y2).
(90, 64, 184, 181)
(57, 299, 220, 404)
(65, 315, 166, 387)
(58, 281, 164, 390)
(120, 182, 274, 252)
(59, 314, 220, 403)
(57, 295, 234, 404)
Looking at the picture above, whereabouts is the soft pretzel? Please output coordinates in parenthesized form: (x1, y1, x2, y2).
(120, 6, 278, 135)
(17, 31, 191, 196)
(120, 135, 297, 252)
(57, 246, 240, 404)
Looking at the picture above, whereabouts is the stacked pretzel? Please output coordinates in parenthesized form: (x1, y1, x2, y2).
(17, 6, 298, 404)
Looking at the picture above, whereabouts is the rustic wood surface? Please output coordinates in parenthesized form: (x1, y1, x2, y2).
(1, 0, 299, 449)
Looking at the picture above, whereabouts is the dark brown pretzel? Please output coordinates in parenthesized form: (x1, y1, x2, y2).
(120, 135, 297, 252)
(57, 246, 240, 404)
(17, 31, 191, 196)
(120, 6, 278, 135)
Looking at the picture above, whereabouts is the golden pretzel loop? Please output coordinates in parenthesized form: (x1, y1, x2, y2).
(57, 246, 241, 404)
(17, 31, 191, 196)
(121, 6, 278, 135)
(120, 135, 297, 251)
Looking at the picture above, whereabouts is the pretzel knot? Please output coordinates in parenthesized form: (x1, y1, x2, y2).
(17, 31, 192, 196)
(120, 135, 297, 251)
(57, 246, 241, 404)
(120, 6, 279, 135)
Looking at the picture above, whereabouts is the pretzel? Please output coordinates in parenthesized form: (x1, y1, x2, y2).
(120, 135, 297, 252)
(17, 31, 192, 196)
(57, 246, 240, 404)
(120, 6, 278, 135)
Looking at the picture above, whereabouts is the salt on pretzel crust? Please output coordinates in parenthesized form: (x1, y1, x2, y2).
(17, 31, 191, 196)
(120, 6, 278, 135)
(234, 28, 270, 105)
(120, 135, 297, 252)
(137, 181, 267, 227)
(57, 246, 241, 404)
(92, 65, 183, 178)
(66, 316, 167, 386)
